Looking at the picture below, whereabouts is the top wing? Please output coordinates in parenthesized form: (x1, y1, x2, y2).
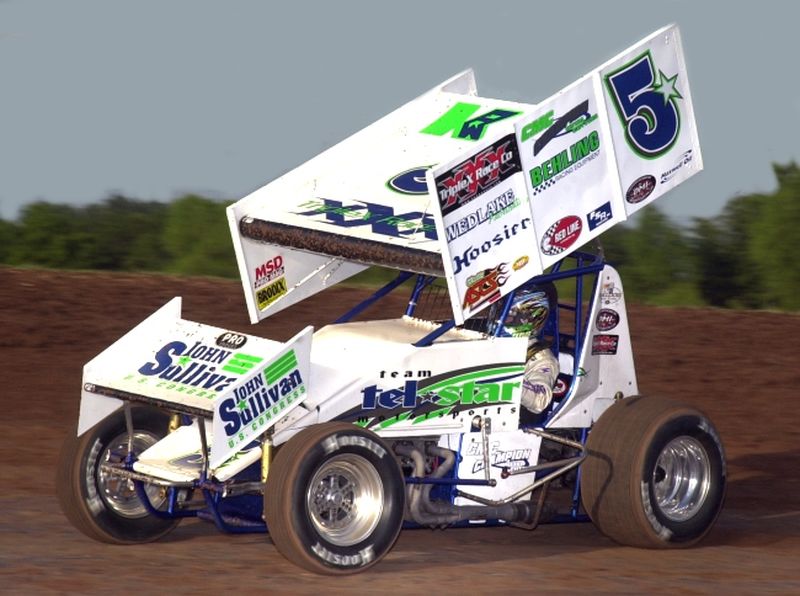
(229, 25, 702, 324)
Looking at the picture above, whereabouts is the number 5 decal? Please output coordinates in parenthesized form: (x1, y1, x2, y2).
(605, 51, 682, 159)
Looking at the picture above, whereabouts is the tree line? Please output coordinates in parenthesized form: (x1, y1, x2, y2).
(1, 163, 798, 310)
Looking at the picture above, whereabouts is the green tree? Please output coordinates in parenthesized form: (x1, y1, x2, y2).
(0, 218, 20, 263)
(162, 195, 237, 278)
(9, 202, 83, 267)
(748, 162, 800, 309)
(601, 206, 700, 305)
(82, 196, 169, 271)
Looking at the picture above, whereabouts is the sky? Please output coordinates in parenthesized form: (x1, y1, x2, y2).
(2, 0, 798, 224)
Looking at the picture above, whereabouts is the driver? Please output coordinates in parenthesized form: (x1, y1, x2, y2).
(489, 284, 559, 414)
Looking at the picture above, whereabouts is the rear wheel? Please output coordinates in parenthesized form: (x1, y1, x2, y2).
(264, 422, 405, 574)
(56, 406, 181, 543)
(581, 396, 726, 547)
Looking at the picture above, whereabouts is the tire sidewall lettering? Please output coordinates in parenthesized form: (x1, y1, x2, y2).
(291, 430, 402, 570)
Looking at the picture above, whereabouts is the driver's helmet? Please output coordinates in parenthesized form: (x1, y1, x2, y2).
(489, 286, 551, 339)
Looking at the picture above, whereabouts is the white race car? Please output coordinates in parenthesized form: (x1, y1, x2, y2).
(58, 25, 725, 574)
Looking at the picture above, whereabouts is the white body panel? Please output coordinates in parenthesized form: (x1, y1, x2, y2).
(548, 265, 638, 428)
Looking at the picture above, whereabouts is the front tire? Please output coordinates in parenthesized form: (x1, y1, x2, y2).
(581, 396, 726, 548)
(56, 406, 181, 544)
(264, 422, 405, 574)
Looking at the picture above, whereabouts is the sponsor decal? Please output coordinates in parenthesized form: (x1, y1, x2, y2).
(463, 264, 509, 310)
(218, 349, 305, 449)
(168, 452, 204, 468)
(540, 215, 582, 256)
(605, 50, 682, 159)
(132, 341, 264, 399)
(595, 309, 620, 332)
(660, 149, 694, 184)
(587, 201, 613, 231)
(435, 134, 522, 216)
(553, 376, 569, 398)
(253, 256, 285, 290)
(312, 543, 375, 567)
(321, 434, 387, 458)
(452, 218, 532, 275)
(256, 277, 288, 310)
(444, 188, 520, 242)
(216, 332, 248, 349)
(513, 255, 529, 271)
(357, 365, 524, 430)
(601, 282, 622, 305)
(626, 175, 656, 204)
(528, 130, 600, 195)
(421, 101, 521, 141)
(387, 166, 429, 195)
(467, 441, 532, 474)
(295, 198, 437, 240)
(379, 369, 431, 379)
(592, 334, 619, 355)
(520, 99, 598, 155)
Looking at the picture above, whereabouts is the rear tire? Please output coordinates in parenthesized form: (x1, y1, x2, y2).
(581, 396, 726, 548)
(264, 422, 405, 574)
(56, 406, 181, 544)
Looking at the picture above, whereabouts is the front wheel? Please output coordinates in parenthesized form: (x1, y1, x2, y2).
(264, 422, 405, 574)
(56, 406, 181, 543)
(581, 396, 726, 548)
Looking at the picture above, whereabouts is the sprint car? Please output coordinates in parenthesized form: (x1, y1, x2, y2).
(58, 25, 726, 574)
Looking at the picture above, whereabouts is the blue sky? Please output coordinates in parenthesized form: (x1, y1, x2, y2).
(2, 0, 798, 223)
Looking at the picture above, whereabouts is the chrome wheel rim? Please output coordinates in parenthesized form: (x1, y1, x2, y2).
(652, 436, 711, 522)
(97, 431, 165, 518)
(307, 454, 383, 546)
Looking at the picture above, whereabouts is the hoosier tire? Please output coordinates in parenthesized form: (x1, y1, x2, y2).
(581, 396, 726, 548)
(264, 422, 405, 574)
(56, 406, 181, 544)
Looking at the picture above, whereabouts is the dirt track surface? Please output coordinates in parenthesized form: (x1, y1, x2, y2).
(2, 266, 799, 593)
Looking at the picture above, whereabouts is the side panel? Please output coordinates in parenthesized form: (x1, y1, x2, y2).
(431, 25, 702, 324)
(445, 430, 543, 506)
(234, 237, 367, 322)
(210, 326, 313, 468)
(547, 265, 638, 428)
(601, 25, 703, 216)
(516, 74, 627, 271)
(429, 133, 542, 324)
(273, 330, 528, 444)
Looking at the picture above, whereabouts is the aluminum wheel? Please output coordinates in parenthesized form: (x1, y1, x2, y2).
(97, 431, 165, 518)
(652, 435, 711, 522)
(306, 453, 384, 547)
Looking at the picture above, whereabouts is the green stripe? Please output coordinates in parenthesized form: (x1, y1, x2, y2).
(233, 352, 263, 363)
(265, 350, 298, 384)
(222, 353, 264, 375)
(422, 365, 524, 394)
(222, 353, 263, 375)
(266, 364, 296, 383)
